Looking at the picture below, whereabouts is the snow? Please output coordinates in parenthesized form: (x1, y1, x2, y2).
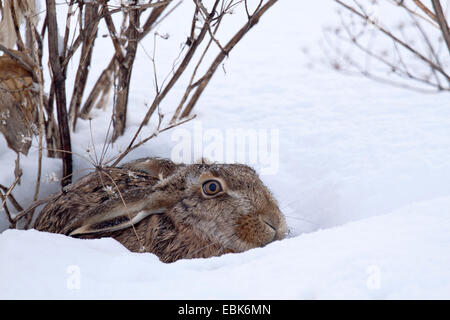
(1, 195, 450, 299)
(1, 1, 450, 299)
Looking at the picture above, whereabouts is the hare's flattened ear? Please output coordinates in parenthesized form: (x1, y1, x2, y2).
(69, 187, 166, 236)
(122, 157, 180, 180)
(69, 208, 165, 236)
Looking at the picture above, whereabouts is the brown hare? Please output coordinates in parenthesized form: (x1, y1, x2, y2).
(33, 157, 286, 263)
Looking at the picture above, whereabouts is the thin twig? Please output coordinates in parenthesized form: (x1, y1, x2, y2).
(46, 0, 73, 187)
(180, 0, 279, 118)
(9, 0, 26, 51)
(0, 184, 23, 212)
(28, 9, 46, 228)
(0, 176, 21, 219)
(335, 0, 450, 83)
(0, 190, 14, 227)
(431, 0, 450, 56)
(110, 115, 196, 167)
(412, 0, 438, 23)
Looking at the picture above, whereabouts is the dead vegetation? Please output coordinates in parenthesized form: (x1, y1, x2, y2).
(321, 0, 450, 93)
(0, 0, 278, 228)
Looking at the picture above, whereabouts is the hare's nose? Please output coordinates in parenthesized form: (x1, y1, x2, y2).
(262, 218, 279, 241)
(263, 214, 286, 241)
(263, 219, 276, 231)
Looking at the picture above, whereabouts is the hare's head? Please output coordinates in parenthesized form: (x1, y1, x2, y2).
(121, 158, 286, 253)
(157, 161, 286, 252)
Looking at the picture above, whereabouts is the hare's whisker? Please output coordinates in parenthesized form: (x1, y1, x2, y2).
(283, 214, 319, 226)
(99, 117, 114, 166)
(86, 147, 98, 167)
(88, 119, 100, 166)
(279, 197, 308, 211)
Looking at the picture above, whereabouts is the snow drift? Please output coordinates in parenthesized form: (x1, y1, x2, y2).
(1, 196, 449, 299)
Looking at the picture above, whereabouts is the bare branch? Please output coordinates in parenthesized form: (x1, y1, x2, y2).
(46, 0, 73, 187)
(331, 0, 450, 91)
(431, 0, 450, 55)
(413, 0, 438, 23)
(111, 114, 196, 167)
(180, 0, 279, 118)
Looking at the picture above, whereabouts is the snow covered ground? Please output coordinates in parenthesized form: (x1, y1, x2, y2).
(1, 1, 450, 299)
(2, 195, 450, 299)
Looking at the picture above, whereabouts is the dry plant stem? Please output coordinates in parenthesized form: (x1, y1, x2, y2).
(35, 66, 60, 159)
(25, 15, 35, 55)
(190, 6, 199, 41)
(392, 0, 438, 27)
(0, 184, 23, 212)
(62, 35, 83, 68)
(127, 0, 221, 151)
(95, 81, 112, 110)
(140, 0, 181, 39)
(110, 1, 174, 141)
(63, 0, 171, 68)
(324, 29, 442, 93)
(27, 17, 47, 229)
(0, 191, 14, 227)
(170, 1, 232, 123)
(46, 0, 73, 187)
(78, 2, 171, 121)
(0, 175, 21, 227)
(413, 0, 438, 23)
(61, 0, 75, 59)
(9, 0, 26, 52)
(364, 1, 446, 89)
(43, 85, 61, 158)
(78, 5, 126, 118)
(107, 0, 172, 12)
(431, 0, 450, 55)
(80, 59, 117, 118)
(150, 35, 160, 95)
(40, 14, 47, 38)
(31, 58, 44, 196)
(112, 2, 141, 141)
(61, 8, 83, 70)
(69, 2, 101, 130)
(12, 193, 60, 225)
(338, 14, 436, 87)
(0, 182, 22, 211)
(179, 0, 278, 118)
(407, 10, 443, 88)
(193, 0, 227, 54)
(325, 17, 445, 92)
(103, 5, 125, 62)
(111, 114, 196, 167)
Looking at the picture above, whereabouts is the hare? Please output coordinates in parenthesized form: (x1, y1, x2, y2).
(33, 157, 286, 263)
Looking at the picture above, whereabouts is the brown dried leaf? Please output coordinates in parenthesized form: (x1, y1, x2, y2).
(0, 53, 38, 155)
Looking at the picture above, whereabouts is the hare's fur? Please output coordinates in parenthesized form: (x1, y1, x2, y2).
(33, 158, 286, 263)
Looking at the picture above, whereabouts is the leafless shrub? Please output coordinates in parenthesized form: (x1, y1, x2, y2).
(0, 0, 278, 228)
(321, 0, 450, 92)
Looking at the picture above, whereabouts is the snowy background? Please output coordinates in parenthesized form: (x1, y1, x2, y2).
(1, 0, 450, 299)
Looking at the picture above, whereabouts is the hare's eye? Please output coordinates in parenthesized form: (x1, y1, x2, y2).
(202, 180, 222, 196)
